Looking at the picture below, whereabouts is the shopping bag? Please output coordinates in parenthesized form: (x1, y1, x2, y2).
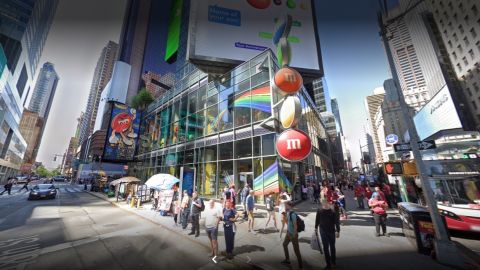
(311, 231, 323, 254)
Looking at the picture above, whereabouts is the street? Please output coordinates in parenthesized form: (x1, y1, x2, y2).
(1, 183, 474, 270)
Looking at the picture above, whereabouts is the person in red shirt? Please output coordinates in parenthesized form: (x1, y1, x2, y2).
(321, 183, 338, 205)
(382, 183, 394, 208)
(369, 194, 389, 237)
(364, 185, 373, 201)
(354, 184, 365, 209)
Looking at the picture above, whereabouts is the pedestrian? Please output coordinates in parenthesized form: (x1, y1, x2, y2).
(335, 187, 347, 220)
(313, 184, 320, 204)
(354, 184, 365, 209)
(315, 199, 340, 269)
(204, 200, 222, 261)
(264, 192, 279, 232)
(382, 183, 394, 208)
(369, 193, 389, 237)
(181, 190, 190, 230)
(19, 178, 31, 192)
(307, 184, 314, 203)
(241, 183, 250, 220)
(278, 191, 291, 239)
(364, 185, 373, 201)
(0, 179, 12, 195)
(188, 191, 203, 237)
(229, 184, 236, 207)
(246, 190, 255, 233)
(281, 201, 303, 269)
(302, 184, 308, 200)
(221, 200, 239, 260)
(371, 186, 386, 202)
(172, 190, 181, 226)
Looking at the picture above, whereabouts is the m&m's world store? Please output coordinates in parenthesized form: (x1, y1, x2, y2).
(136, 50, 334, 202)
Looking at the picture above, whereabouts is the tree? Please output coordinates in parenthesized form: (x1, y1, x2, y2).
(36, 166, 51, 178)
(51, 167, 62, 177)
(131, 88, 154, 110)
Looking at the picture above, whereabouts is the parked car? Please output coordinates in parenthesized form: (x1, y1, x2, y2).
(28, 184, 57, 200)
(53, 176, 66, 182)
(15, 176, 28, 184)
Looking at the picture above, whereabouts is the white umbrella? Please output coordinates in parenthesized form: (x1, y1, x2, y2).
(145, 174, 180, 190)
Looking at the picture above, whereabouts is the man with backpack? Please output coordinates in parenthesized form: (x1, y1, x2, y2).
(281, 201, 303, 269)
(188, 192, 204, 237)
(315, 199, 340, 269)
(264, 192, 279, 231)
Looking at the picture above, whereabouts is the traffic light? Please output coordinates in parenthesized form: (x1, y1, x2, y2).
(402, 162, 418, 176)
(384, 162, 403, 175)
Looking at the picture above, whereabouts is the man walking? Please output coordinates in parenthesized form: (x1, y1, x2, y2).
(315, 200, 340, 269)
(281, 201, 303, 269)
(246, 190, 256, 233)
(0, 178, 13, 195)
(181, 190, 191, 230)
(19, 178, 31, 192)
(204, 200, 222, 262)
(354, 184, 365, 209)
(188, 191, 203, 237)
(241, 183, 250, 220)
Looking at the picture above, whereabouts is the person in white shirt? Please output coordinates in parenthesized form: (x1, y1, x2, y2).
(204, 200, 222, 261)
(278, 191, 291, 239)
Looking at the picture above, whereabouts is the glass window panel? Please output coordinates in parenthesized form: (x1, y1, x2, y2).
(205, 145, 217, 162)
(179, 117, 187, 143)
(251, 85, 271, 122)
(188, 91, 198, 114)
(207, 86, 218, 106)
(253, 136, 261, 157)
(169, 122, 179, 145)
(171, 101, 180, 122)
(165, 153, 176, 166)
(195, 147, 204, 163)
(218, 99, 234, 131)
(180, 95, 188, 118)
(219, 86, 234, 101)
(235, 138, 252, 158)
(262, 133, 275, 156)
(159, 124, 169, 148)
(203, 162, 217, 198)
(234, 91, 251, 127)
(234, 78, 250, 94)
(187, 115, 197, 141)
(156, 155, 163, 166)
(251, 71, 269, 88)
(196, 110, 205, 137)
(198, 85, 207, 111)
(218, 161, 234, 194)
(205, 105, 218, 135)
(219, 142, 233, 160)
(177, 151, 184, 165)
(184, 149, 194, 164)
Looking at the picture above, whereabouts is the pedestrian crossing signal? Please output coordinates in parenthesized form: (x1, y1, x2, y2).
(384, 162, 403, 175)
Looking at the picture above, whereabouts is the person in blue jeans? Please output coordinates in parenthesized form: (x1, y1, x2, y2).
(315, 199, 340, 269)
(246, 190, 256, 233)
(221, 200, 238, 260)
(281, 201, 303, 269)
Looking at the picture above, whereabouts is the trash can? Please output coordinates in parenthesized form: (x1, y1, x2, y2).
(398, 202, 436, 255)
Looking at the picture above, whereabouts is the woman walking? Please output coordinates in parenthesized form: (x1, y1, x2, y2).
(221, 200, 239, 259)
(264, 192, 279, 232)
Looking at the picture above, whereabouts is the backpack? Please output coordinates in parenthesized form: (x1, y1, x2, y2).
(199, 198, 205, 211)
(290, 212, 305, 233)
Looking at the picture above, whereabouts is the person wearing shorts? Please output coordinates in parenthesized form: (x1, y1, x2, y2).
(204, 200, 222, 261)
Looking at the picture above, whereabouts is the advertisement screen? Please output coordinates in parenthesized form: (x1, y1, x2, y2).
(413, 85, 462, 140)
(188, 0, 321, 73)
(103, 103, 140, 161)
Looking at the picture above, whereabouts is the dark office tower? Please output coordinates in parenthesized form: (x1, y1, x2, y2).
(118, 0, 153, 105)
(78, 41, 119, 145)
(331, 98, 343, 134)
(28, 62, 59, 120)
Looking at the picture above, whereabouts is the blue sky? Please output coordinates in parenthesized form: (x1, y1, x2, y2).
(315, 0, 392, 165)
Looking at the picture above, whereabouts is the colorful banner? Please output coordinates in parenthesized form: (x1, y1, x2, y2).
(253, 160, 292, 195)
(103, 103, 141, 161)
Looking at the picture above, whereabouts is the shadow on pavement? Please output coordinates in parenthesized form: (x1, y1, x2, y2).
(234, 244, 266, 255)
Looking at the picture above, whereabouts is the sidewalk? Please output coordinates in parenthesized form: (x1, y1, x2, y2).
(82, 186, 465, 270)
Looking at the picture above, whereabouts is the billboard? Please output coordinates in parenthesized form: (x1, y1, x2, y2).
(165, 0, 184, 62)
(414, 85, 462, 140)
(103, 103, 140, 161)
(188, 0, 321, 74)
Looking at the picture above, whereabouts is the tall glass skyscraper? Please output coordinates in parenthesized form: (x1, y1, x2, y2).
(28, 62, 59, 120)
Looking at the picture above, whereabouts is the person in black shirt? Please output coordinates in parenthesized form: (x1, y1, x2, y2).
(188, 192, 203, 237)
(315, 200, 340, 269)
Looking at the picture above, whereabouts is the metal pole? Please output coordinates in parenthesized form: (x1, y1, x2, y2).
(377, 12, 464, 268)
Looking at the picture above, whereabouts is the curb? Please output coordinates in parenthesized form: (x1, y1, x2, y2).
(453, 241, 480, 270)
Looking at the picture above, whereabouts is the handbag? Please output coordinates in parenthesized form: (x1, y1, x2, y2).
(310, 231, 323, 254)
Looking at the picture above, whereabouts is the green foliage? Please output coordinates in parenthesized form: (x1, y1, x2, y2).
(131, 88, 154, 109)
(36, 166, 51, 178)
(51, 167, 62, 177)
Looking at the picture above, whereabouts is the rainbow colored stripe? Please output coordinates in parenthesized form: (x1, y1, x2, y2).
(253, 160, 293, 195)
(211, 86, 271, 129)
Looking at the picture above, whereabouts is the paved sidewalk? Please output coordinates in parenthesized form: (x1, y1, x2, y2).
(82, 185, 463, 270)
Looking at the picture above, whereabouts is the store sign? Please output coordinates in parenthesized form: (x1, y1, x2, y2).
(279, 95, 301, 128)
(274, 67, 303, 94)
(188, 0, 321, 73)
(425, 159, 480, 176)
(386, 134, 398, 145)
(414, 85, 462, 140)
(276, 129, 312, 161)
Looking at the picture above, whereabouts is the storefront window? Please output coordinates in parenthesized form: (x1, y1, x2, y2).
(218, 161, 234, 193)
(169, 121, 179, 145)
(159, 124, 169, 148)
(235, 138, 252, 158)
(218, 99, 233, 131)
(234, 78, 250, 94)
(187, 115, 197, 141)
(179, 118, 187, 143)
(251, 71, 269, 88)
(262, 133, 275, 156)
(218, 142, 233, 160)
(207, 86, 218, 107)
(188, 91, 198, 115)
(177, 151, 184, 165)
(184, 149, 194, 164)
(166, 153, 176, 167)
(197, 110, 205, 137)
(237, 159, 253, 191)
(205, 105, 218, 135)
(203, 162, 217, 198)
(195, 147, 204, 163)
(171, 100, 180, 122)
(205, 145, 217, 162)
(219, 86, 234, 102)
(198, 85, 207, 111)
(234, 91, 251, 127)
(180, 95, 188, 118)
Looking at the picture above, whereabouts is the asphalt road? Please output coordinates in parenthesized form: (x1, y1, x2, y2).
(0, 183, 231, 270)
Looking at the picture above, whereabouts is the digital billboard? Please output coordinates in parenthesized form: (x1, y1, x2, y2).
(103, 103, 141, 161)
(413, 85, 462, 140)
(188, 0, 322, 74)
(165, 0, 183, 63)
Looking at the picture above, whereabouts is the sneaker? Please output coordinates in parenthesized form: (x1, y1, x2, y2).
(188, 232, 195, 235)
(195, 234, 199, 237)
(281, 259, 291, 265)
(375, 233, 380, 237)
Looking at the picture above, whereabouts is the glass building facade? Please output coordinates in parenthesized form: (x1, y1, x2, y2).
(137, 50, 333, 201)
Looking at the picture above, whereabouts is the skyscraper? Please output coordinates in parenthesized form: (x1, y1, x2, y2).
(19, 109, 43, 164)
(308, 77, 331, 113)
(28, 62, 59, 120)
(364, 87, 386, 163)
(331, 98, 343, 134)
(78, 41, 118, 145)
